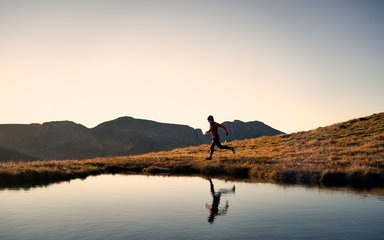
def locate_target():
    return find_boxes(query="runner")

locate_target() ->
[205,115,235,160]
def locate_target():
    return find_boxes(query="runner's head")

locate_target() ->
[207,115,214,122]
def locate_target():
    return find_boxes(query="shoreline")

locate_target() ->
[0,155,383,190]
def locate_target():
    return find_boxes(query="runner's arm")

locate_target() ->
[218,123,228,135]
[205,122,213,134]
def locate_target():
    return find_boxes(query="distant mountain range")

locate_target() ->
[0,117,284,161]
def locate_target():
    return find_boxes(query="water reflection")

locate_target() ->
[206,178,236,224]
[1,175,383,240]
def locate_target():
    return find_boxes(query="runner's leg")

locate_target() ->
[215,137,235,153]
[209,140,215,158]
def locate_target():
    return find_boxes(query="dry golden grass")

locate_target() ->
[1,113,383,188]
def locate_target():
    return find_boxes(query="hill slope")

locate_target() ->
[0,112,383,188]
[0,147,36,162]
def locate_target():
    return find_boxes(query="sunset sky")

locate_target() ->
[1,0,383,133]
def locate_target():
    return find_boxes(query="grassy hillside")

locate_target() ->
[0,113,383,189]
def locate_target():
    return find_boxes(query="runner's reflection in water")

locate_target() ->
[206,179,235,224]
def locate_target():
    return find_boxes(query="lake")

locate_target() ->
[1,174,383,240]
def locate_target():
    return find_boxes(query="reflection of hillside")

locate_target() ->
[294,185,384,200]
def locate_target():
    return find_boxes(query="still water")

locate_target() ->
[1,174,383,240]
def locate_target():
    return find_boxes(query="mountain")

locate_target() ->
[222,120,284,141]
[0,146,36,162]
[0,121,102,160]
[0,117,284,161]
[92,117,208,156]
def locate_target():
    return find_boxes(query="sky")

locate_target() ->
[1,0,383,133]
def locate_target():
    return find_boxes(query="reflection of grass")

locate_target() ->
[1,113,383,188]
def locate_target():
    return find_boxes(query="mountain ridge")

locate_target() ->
[0,116,284,161]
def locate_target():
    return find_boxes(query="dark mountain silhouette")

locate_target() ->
[222,120,284,141]
[0,121,102,160]
[0,146,36,162]
[0,117,284,162]
[92,117,208,156]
